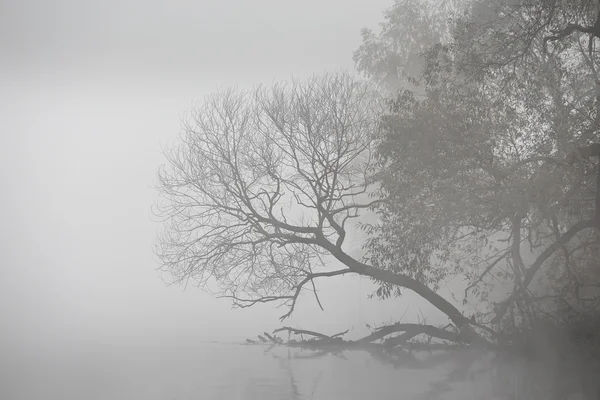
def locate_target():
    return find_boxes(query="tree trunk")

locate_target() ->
[320,240,484,344]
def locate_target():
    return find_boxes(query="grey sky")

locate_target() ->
[1,0,464,370]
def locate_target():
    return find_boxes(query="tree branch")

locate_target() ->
[354,323,462,345]
[492,218,596,324]
[315,238,486,344]
[544,23,596,46]
[219,268,353,321]
[565,143,600,165]
[464,249,510,299]
[273,326,349,340]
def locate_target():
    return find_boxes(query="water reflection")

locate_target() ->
[5,341,496,400]
[246,344,456,400]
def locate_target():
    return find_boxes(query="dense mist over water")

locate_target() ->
[0,1,441,398]
[5,1,600,399]
[2,341,493,400]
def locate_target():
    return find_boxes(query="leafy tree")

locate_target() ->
[356,0,600,330]
[353,0,462,92]
[353,1,600,397]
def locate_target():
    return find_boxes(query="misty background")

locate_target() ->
[0,0,470,391]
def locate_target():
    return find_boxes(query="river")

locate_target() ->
[3,340,500,400]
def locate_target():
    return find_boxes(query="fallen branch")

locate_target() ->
[354,323,462,345]
[273,326,349,341]
[263,332,281,344]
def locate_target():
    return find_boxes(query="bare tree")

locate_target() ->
[154,71,479,342]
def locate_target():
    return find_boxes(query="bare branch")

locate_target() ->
[273,326,347,340]
[219,268,353,321]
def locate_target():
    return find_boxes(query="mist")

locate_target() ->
[0,1,428,397]
[5,1,600,399]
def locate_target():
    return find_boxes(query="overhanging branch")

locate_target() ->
[218,268,353,321]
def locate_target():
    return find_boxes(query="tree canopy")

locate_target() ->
[355,0,600,330]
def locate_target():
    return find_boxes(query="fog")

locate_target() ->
[1,0,470,387]
[7,2,600,400]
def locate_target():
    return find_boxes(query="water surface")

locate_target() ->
[3,340,492,399]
